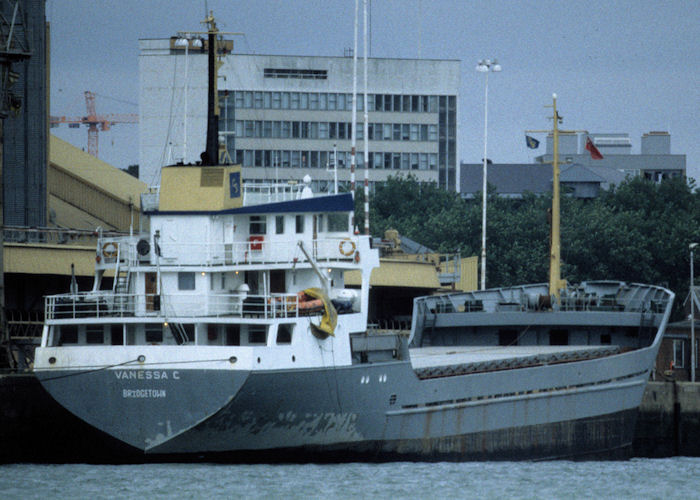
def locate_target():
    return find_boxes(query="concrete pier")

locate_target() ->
[1,374,698,462]
[633,381,700,457]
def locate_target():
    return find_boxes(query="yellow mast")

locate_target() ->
[548,94,566,300]
[526,94,584,303]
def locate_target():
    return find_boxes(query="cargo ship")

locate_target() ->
[32,15,674,461]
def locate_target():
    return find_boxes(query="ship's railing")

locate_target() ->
[242,182,306,206]
[416,282,673,316]
[140,182,310,211]
[45,291,336,321]
[96,235,361,267]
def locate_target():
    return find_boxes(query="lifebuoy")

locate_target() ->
[102,242,118,258]
[339,238,356,256]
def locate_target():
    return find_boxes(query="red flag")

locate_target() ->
[585,137,604,160]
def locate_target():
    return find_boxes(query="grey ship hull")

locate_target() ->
[36,345,654,461]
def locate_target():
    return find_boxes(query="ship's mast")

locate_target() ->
[549,94,565,299]
[203,12,219,166]
[179,12,241,166]
[526,94,586,302]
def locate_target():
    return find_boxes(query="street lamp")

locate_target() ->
[691,242,698,382]
[476,59,501,290]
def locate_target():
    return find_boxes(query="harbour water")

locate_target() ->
[1,458,698,499]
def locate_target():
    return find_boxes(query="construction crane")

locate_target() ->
[50,91,138,158]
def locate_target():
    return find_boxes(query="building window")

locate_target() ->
[296,215,305,233]
[374,94,383,111]
[383,124,392,141]
[384,94,392,112]
[673,339,685,368]
[263,68,328,79]
[429,124,438,141]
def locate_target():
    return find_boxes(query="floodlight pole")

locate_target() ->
[691,242,698,382]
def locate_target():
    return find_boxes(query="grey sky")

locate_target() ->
[47,0,700,183]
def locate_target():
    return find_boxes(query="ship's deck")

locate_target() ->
[409,345,621,379]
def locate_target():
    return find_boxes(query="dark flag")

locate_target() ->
[525,135,540,149]
[585,137,604,160]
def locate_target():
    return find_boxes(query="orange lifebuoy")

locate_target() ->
[339,238,356,256]
[102,242,118,258]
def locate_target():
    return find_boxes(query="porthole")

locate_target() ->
[48,356,56,364]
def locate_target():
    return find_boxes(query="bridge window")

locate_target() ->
[178,272,195,290]
[275,215,285,234]
[145,325,163,343]
[249,215,267,235]
[86,325,104,344]
[327,213,348,232]
[277,324,293,344]
[226,325,240,346]
[248,325,267,345]
[498,329,518,346]
[59,325,78,345]
[549,329,569,346]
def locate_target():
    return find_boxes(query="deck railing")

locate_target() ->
[97,236,360,267]
[45,291,330,321]
[416,283,672,316]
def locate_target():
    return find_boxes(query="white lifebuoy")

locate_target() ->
[339,238,356,257]
[102,242,118,258]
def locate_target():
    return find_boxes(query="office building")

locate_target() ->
[139,39,460,192]
[460,131,686,199]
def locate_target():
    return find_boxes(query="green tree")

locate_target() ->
[366,174,700,318]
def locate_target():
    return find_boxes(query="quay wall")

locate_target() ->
[1,375,698,462]
[633,381,700,457]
